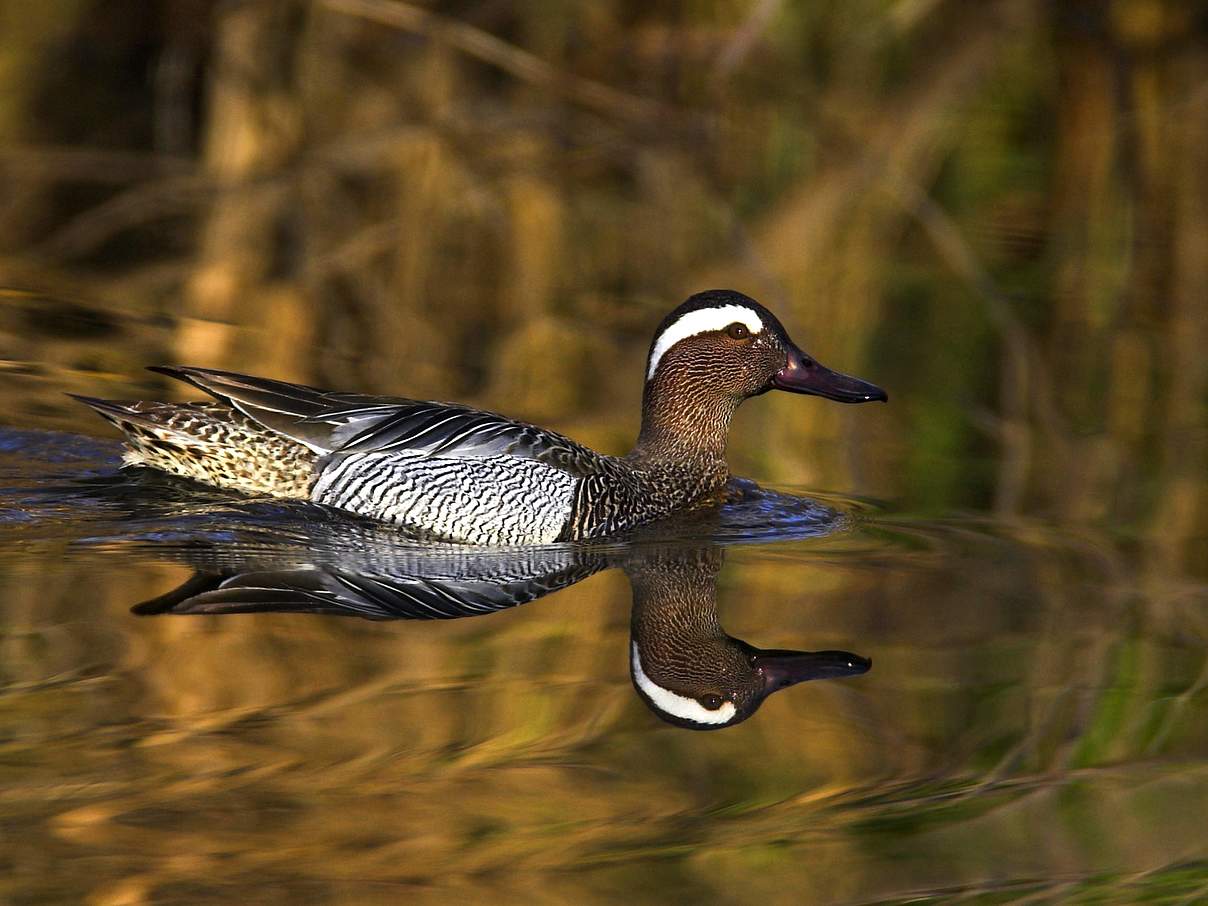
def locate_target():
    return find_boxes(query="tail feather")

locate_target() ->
[69,394,172,433]
[71,395,197,460]
[69,392,317,497]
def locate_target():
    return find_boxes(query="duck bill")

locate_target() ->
[753,648,871,694]
[771,345,887,403]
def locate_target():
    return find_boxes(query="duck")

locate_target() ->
[129,531,869,731]
[72,289,886,545]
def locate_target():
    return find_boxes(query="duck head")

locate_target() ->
[626,546,870,730]
[631,637,871,730]
[644,289,888,404]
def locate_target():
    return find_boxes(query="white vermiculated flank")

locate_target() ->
[646,305,765,379]
[631,643,737,726]
[312,452,577,544]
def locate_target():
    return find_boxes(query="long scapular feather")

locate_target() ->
[148,365,603,476]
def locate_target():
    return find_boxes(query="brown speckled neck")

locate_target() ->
[625,367,738,478]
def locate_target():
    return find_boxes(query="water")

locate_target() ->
[2,426,1206,904]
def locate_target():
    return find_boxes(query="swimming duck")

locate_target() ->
[73,289,886,544]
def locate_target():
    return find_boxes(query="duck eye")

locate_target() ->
[699,693,725,711]
[726,323,750,340]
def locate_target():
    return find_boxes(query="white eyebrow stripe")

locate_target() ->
[631,643,737,725]
[647,305,765,380]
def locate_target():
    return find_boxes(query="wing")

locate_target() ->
[132,560,605,621]
[150,366,604,478]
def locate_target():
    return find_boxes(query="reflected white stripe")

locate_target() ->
[647,305,764,379]
[631,643,736,725]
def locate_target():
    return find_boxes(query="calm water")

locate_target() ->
[2,425,1206,904]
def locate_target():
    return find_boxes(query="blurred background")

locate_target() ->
[3,1,1208,902]
[0,0,1203,564]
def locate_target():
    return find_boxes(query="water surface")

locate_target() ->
[2,426,1206,904]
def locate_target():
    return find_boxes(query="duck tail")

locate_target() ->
[68,393,317,497]
[69,394,159,431]
[69,395,183,460]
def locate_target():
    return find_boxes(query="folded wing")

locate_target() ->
[151,366,603,477]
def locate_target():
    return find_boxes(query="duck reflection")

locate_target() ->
[626,547,869,729]
[132,532,869,731]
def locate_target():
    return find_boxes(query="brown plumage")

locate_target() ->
[69,397,317,497]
